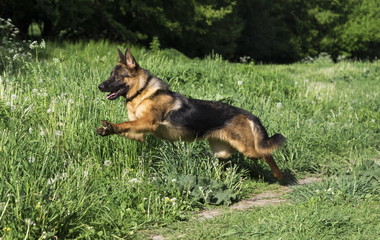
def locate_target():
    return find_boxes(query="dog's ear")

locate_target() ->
[125,48,139,70]
[117,48,126,64]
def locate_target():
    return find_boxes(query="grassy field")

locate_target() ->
[0,41,379,239]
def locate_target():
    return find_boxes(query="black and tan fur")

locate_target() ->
[97,49,286,180]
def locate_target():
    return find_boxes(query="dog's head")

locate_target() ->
[98,48,140,100]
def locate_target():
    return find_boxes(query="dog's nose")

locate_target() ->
[98,84,105,91]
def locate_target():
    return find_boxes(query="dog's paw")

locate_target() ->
[96,120,115,136]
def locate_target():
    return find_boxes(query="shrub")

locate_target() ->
[0,18,45,72]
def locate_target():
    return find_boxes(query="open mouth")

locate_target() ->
[106,87,128,100]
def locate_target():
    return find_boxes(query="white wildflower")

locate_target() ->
[129,178,141,183]
[104,160,112,166]
[40,39,46,49]
[28,157,36,163]
[53,58,60,64]
[47,108,54,114]
[170,198,177,202]
[276,102,283,109]
[5,102,11,106]
[11,94,17,100]
[29,41,38,49]
[32,88,38,93]
[58,172,67,180]
[171,178,177,183]
[39,130,46,136]
[237,81,243,86]
[55,130,62,136]
[24,218,34,225]
[47,178,55,185]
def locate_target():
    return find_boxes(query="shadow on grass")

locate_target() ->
[221,153,298,186]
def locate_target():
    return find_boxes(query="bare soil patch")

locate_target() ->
[198,176,321,220]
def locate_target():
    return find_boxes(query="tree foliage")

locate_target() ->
[1,0,379,62]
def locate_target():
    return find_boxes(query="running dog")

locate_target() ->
[97,49,286,179]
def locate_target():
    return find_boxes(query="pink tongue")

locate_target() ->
[107,92,117,99]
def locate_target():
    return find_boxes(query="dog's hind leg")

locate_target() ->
[208,139,234,159]
[213,116,284,180]
[233,145,284,180]
[261,154,284,180]
[233,141,284,180]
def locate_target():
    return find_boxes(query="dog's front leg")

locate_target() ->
[120,132,145,142]
[96,120,117,136]
[96,120,145,141]
[96,118,158,136]
[113,118,159,134]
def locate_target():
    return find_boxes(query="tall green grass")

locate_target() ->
[0,41,379,238]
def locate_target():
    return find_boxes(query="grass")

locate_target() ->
[147,161,380,240]
[0,40,379,239]
[148,199,380,240]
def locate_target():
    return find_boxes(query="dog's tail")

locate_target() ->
[249,118,286,156]
[256,133,286,155]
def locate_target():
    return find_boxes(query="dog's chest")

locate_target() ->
[126,98,147,118]
[126,104,138,121]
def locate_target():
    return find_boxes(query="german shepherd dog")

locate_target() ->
[97,49,286,180]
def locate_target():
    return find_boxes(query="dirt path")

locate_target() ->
[197,176,321,220]
[150,176,322,239]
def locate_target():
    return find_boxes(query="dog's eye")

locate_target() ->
[115,73,126,81]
